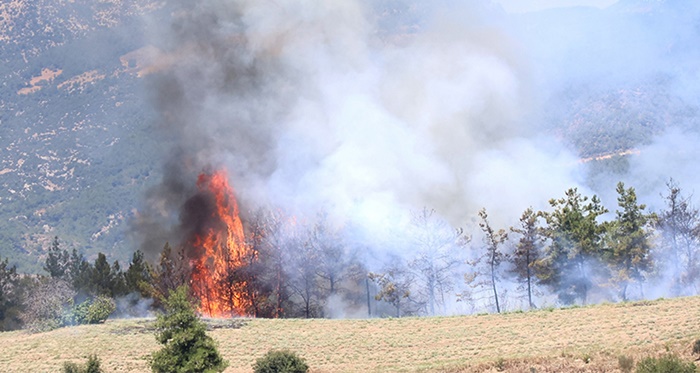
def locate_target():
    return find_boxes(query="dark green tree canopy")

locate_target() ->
[539,188,608,304]
[150,285,228,373]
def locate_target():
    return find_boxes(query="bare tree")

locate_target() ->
[657,179,700,295]
[467,208,508,313]
[148,242,190,309]
[289,238,322,318]
[287,225,323,318]
[21,278,75,332]
[309,213,347,297]
[406,208,465,315]
[247,207,292,318]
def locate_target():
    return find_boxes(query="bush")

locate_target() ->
[693,339,700,356]
[618,355,634,373]
[253,350,309,373]
[636,354,696,373]
[149,285,228,373]
[70,296,116,325]
[62,355,103,373]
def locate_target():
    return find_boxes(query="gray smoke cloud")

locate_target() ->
[133,0,700,313]
[137,0,584,246]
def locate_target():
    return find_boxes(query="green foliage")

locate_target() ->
[693,339,700,356]
[62,355,104,373]
[582,353,592,364]
[44,236,70,279]
[619,355,634,373]
[150,285,228,373]
[0,257,24,331]
[91,253,119,297]
[538,188,608,304]
[252,350,309,373]
[68,296,116,325]
[636,354,696,373]
[22,277,115,331]
[368,269,413,318]
[605,182,654,301]
[509,207,542,310]
[125,250,153,297]
[495,357,506,371]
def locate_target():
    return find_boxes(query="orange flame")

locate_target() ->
[190,170,252,317]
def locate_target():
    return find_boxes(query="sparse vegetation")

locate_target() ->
[253,350,309,373]
[1,296,700,372]
[636,354,696,373]
[62,355,104,373]
[619,355,635,373]
[692,339,700,357]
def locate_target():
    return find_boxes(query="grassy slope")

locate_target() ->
[2,297,700,373]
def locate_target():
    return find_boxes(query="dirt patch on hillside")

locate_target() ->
[17,68,63,95]
[57,70,106,93]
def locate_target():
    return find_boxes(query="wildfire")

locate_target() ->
[189,170,253,317]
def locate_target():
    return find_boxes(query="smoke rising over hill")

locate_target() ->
[139,0,581,239]
[134,0,700,314]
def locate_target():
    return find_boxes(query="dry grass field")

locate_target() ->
[2,296,700,372]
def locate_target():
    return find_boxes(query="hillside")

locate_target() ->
[2,296,700,372]
[0,0,166,271]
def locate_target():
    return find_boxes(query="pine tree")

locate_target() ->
[92,253,115,297]
[539,188,608,305]
[68,249,92,295]
[509,207,542,309]
[0,257,22,331]
[606,182,654,300]
[125,250,152,297]
[44,236,69,279]
[150,285,228,373]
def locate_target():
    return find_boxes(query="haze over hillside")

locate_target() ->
[0,0,699,278]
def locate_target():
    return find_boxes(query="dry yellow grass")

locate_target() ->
[2,297,700,372]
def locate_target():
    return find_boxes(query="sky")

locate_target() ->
[493,0,619,13]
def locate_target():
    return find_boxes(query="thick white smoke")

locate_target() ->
[147,0,584,233]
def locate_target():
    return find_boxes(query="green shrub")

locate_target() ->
[149,285,228,373]
[253,350,309,373]
[636,354,696,373]
[62,355,103,373]
[618,355,634,373]
[693,339,700,356]
[71,296,116,325]
[62,362,82,373]
[84,355,103,373]
[582,353,592,364]
[495,357,506,371]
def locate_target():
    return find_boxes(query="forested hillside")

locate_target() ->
[0,0,165,271]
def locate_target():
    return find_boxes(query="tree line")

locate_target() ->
[1,179,700,331]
